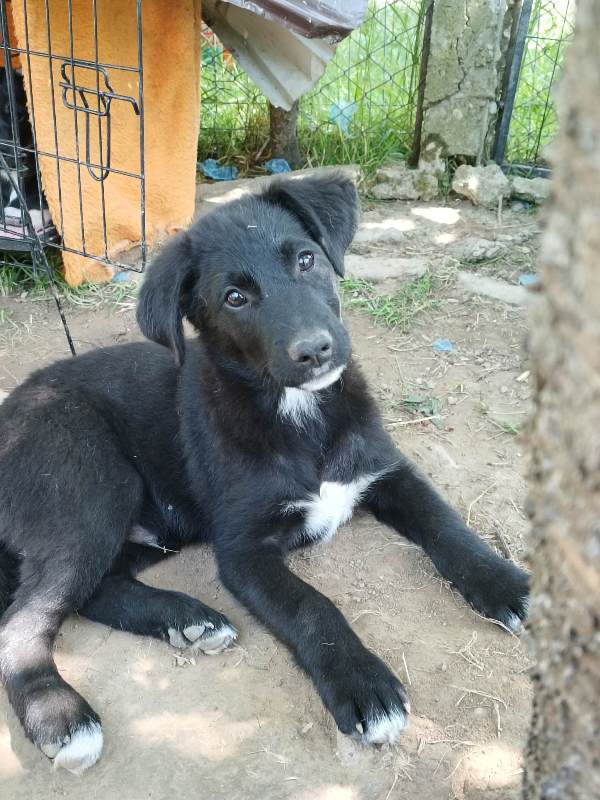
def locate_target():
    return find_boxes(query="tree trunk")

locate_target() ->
[269,101,302,169]
[524,1,600,798]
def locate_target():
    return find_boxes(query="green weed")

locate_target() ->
[340,272,439,331]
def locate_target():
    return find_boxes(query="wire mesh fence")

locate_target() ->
[199,0,429,173]
[502,0,575,170]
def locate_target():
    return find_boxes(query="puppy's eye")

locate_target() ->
[224,289,247,308]
[298,250,315,272]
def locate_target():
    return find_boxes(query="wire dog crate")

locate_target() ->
[0,0,146,281]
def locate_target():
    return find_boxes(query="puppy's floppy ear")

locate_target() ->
[136,232,195,367]
[263,173,359,277]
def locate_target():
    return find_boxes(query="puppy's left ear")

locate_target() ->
[263,173,359,277]
[136,232,196,367]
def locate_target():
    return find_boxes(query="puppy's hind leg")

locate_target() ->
[0,564,104,774]
[0,484,144,774]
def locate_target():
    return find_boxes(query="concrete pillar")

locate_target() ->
[420,0,516,164]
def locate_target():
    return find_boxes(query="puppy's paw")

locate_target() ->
[324,652,410,746]
[41,721,103,775]
[24,680,103,774]
[165,597,237,655]
[168,620,238,655]
[460,556,529,634]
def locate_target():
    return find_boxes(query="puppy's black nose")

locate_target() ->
[288,332,333,368]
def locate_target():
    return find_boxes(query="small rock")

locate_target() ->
[454,237,505,263]
[345,254,427,284]
[510,175,552,204]
[458,271,532,306]
[352,223,408,245]
[452,164,510,209]
[373,162,439,201]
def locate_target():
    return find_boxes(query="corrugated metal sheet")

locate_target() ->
[202,0,367,110]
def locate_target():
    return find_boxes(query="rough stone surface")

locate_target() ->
[373,163,439,201]
[352,222,410,246]
[345,254,428,283]
[452,164,511,209]
[510,175,552,204]
[421,0,514,161]
[453,237,505,262]
[458,271,532,305]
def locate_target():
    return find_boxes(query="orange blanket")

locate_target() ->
[9,0,201,284]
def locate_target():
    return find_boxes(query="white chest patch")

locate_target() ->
[288,475,378,543]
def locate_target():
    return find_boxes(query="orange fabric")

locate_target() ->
[0,1,21,68]
[10,0,201,284]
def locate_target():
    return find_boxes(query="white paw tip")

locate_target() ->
[192,623,238,655]
[49,722,103,775]
[363,710,408,745]
[506,612,524,634]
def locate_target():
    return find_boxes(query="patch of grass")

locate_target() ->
[340,272,439,332]
[199,1,427,175]
[0,252,137,309]
[500,422,520,436]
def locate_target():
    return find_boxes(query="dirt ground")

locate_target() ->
[0,192,540,800]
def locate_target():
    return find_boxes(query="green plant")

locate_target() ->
[340,272,439,331]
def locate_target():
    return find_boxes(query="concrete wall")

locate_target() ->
[420,0,516,164]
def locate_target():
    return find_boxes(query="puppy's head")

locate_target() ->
[137,173,358,390]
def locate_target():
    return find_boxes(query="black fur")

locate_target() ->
[0,174,529,769]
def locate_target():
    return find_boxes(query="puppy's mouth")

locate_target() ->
[299,363,346,392]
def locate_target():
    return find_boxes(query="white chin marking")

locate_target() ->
[48,722,103,775]
[363,710,408,745]
[278,387,320,427]
[300,364,346,392]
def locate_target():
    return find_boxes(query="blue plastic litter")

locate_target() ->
[518,272,539,287]
[264,158,291,174]
[432,338,454,353]
[329,101,357,134]
[112,271,130,283]
[199,159,239,181]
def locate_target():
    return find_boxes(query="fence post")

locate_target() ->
[419,0,517,164]
[493,0,533,165]
[269,101,302,169]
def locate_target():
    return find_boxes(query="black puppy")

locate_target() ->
[0,67,48,229]
[0,174,528,774]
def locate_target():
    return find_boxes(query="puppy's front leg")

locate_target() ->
[365,455,529,632]
[217,543,409,744]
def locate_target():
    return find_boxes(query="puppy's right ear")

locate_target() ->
[136,232,195,367]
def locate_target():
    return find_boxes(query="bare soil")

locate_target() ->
[0,197,538,800]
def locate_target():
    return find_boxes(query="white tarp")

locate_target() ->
[202,0,367,110]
